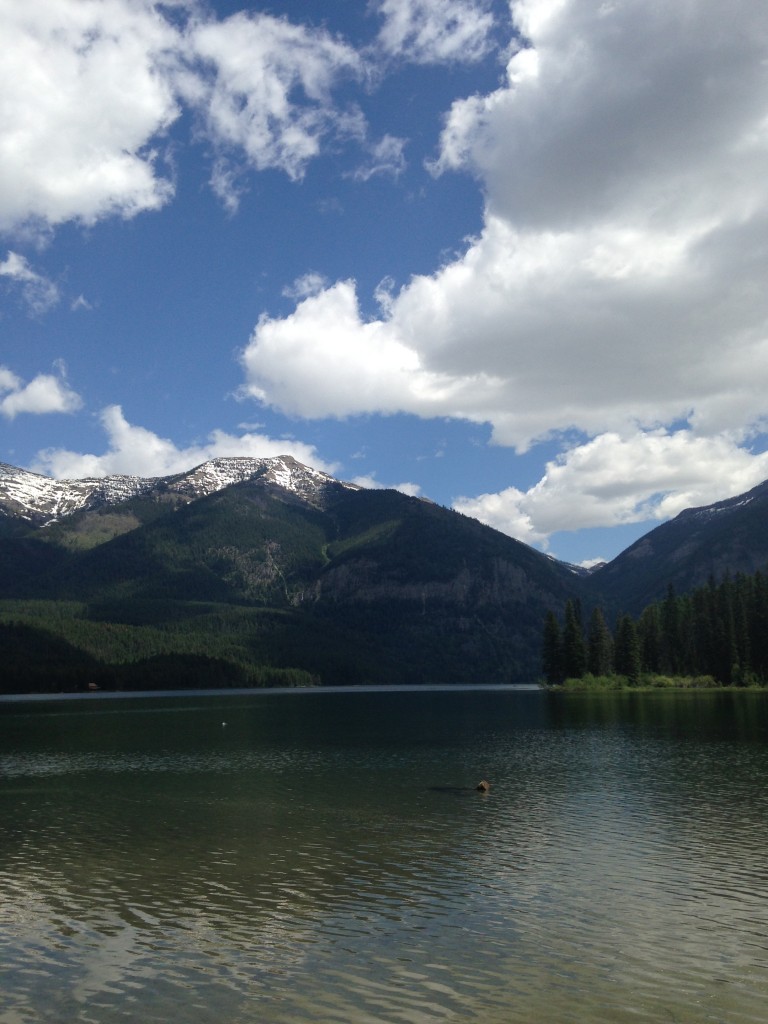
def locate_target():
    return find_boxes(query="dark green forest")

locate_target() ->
[542,568,768,688]
[0,478,580,693]
[4,459,768,695]
[0,616,318,695]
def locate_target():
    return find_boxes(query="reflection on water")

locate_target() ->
[1,688,768,1023]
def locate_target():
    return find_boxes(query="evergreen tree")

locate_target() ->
[541,610,564,684]
[562,599,587,679]
[732,574,751,682]
[748,570,768,680]
[638,603,662,673]
[542,563,768,688]
[714,576,738,684]
[660,583,682,673]
[614,614,642,684]
[691,586,713,676]
[587,607,613,676]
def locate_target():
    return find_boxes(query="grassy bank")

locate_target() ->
[550,672,755,691]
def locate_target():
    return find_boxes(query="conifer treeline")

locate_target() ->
[542,568,768,686]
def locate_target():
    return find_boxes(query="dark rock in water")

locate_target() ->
[429,781,491,796]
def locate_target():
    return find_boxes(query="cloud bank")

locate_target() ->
[0,0,485,233]
[239,0,768,545]
[4,1,768,553]
[454,432,768,550]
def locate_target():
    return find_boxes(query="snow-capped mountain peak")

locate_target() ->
[0,456,357,526]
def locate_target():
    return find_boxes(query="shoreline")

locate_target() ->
[0,682,542,703]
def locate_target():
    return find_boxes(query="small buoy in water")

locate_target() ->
[476,780,490,792]
[222,722,227,727]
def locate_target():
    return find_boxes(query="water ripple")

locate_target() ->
[2,691,768,1023]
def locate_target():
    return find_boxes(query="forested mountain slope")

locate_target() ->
[3,457,768,692]
[586,480,768,614]
[0,458,583,689]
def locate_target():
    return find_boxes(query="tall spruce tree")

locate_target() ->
[661,583,682,673]
[614,615,642,684]
[542,610,564,685]
[562,599,587,679]
[638,603,662,673]
[587,607,613,676]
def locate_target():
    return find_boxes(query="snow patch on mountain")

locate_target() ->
[677,492,759,524]
[0,456,358,526]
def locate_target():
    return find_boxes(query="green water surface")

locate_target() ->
[1,687,767,1023]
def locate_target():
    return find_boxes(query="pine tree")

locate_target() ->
[614,614,642,684]
[541,610,564,685]
[660,583,682,674]
[587,607,613,676]
[638,603,662,673]
[562,599,586,679]
[748,570,768,680]
[732,574,751,682]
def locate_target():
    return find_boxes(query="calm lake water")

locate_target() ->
[1,686,768,1024]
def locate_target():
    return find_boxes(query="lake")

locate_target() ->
[1,686,767,1023]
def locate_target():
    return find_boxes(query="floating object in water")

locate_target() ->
[429,780,491,795]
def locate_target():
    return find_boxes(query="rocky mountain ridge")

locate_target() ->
[1,455,767,691]
[586,478,768,612]
[0,456,357,526]
[0,461,578,687]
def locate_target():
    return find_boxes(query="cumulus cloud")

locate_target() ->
[0,0,180,232]
[374,0,494,64]
[31,404,336,480]
[0,3,366,230]
[241,0,768,542]
[453,431,768,548]
[242,280,425,418]
[0,251,60,314]
[186,11,363,190]
[0,363,82,419]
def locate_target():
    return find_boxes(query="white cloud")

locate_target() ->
[453,430,768,547]
[282,272,330,301]
[350,134,407,182]
[0,362,82,419]
[241,0,768,457]
[0,251,60,314]
[374,0,494,64]
[70,294,93,312]
[351,473,421,496]
[241,280,425,418]
[31,404,336,480]
[187,11,363,184]
[208,158,247,216]
[0,3,366,230]
[0,0,180,232]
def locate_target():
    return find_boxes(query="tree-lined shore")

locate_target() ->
[542,568,768,689]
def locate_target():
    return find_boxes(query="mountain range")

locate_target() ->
[1,457,766,691]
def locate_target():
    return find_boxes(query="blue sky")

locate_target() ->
[2,0,768,567]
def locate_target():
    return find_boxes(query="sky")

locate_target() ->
[2,0,768,568]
